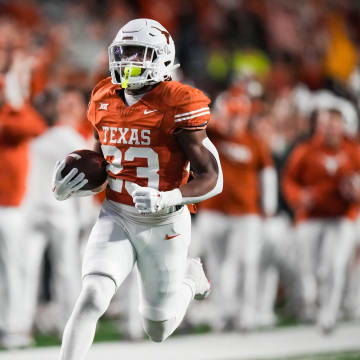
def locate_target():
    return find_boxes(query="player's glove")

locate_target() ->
[52,160,89,201]
[130,184,183,214]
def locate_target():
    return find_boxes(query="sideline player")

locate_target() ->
[0,25,46,348]
[283,108,360,333]
[23,88,93,338]
[52,19,222,359]
[193,88,277,331]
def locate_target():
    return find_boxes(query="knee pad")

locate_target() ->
[79,275,116,316]
[142,317,176,343]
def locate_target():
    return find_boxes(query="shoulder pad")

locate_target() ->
[146,81,210,110]
[91,77,118,101]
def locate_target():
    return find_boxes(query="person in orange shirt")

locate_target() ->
[21,88,97,341]
[192,88,277,331]
[283,108,360,333]
[0,38,46,348]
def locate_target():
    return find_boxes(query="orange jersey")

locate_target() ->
[201,130,273,215]
[283,136,360,221]
[0,103,46,206]
[87,77,211,206]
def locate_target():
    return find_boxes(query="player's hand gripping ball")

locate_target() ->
[52,150,108,200]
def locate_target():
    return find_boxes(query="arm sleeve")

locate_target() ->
[169,87,211,133]
[255,138,277,214]
[163,136,223,206]
[181,137,223,204]
[260,167,278,216]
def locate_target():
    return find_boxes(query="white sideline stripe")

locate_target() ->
[174,111,210,122]
[4,323,360,360]
[174,107,209,118]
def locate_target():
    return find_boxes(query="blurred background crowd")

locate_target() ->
[1,0,360,350]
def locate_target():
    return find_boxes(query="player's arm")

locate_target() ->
[131,129,222,214]
[256,139,278,216]
[260,167,278,216]
[52,125,105,201]
[0,103,46,141]
[339,144,360,202]
[174,128,222,201]
[130,84,222,213]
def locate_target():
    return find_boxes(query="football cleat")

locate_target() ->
[186,258,211,300]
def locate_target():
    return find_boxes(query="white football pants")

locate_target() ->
[22,208,82,334]
[82,199,192,321]
[257,215,293,326]
[107,266,143,340]
[294,218,355,322]
[60,200,195,360]
[192,210,263,329]
[0,206,26,335]
[342,215,360,318]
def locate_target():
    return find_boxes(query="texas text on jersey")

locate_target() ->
[87,77,211,206]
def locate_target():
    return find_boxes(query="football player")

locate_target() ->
[22,88,95,338]
[283,107,360,333]
[0,23,46,349]
[52,19,222,359]
[192,88,277,331]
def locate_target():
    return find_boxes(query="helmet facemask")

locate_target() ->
[109,43,176,90]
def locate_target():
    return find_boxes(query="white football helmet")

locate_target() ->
[108,18,179,90]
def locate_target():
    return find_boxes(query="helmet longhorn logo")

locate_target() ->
[151,26,170,44]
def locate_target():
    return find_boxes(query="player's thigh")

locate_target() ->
[294,220,323,274]
[0,207,25,285]
[226,215,262,265]
[329,219,356,271]
[196,210,228,261]
[240,215,263,265]
[50,216,81,273]
[0,207,24,254]
[263,215,292,265]
[135,207,191,321]
[82,206,136,288]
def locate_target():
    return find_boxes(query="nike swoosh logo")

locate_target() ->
[165,234,180,240]
[144,109,157,115]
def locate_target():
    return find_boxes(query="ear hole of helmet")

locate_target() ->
[164,61,171,67]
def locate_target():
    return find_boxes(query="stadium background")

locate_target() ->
[1,0,360,359]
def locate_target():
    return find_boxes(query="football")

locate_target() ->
[61,149,108,191]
